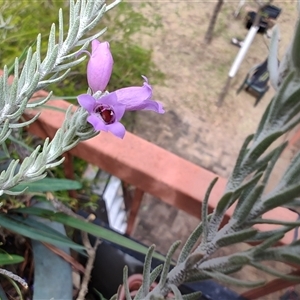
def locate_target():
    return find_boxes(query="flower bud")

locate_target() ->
[87,40,114,92]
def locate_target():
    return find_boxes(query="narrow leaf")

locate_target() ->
[134,265,163,300]
[262,143,287,185]
[248,131,283,162]
[178,215,211,264]
[0,213,84,251]
[250,232,285,254]
[207,192,233,241]
[122,266,132,300]
[250,262,300,281]
[12,207,166,260]
[11,178,82,193]
[202,178,218,244]
[0,254,24,265]
[281,149,300,186]
[149,265,163,285]
[233,185,265,224]
[158,241,181,287]
[216,228,257,248]
[254,99,272,139]
[229,134,254,188]
[262,182,300,213]
[250,218,300,227]
[202,270,265,287]
[281,253,300,265]
[142,245,155,297]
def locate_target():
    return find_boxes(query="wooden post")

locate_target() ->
[125,188,144,236]
[204,0,224,44]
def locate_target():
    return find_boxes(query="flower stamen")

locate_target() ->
[95,104,115,124]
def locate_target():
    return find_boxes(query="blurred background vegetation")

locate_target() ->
[0,1,164,96]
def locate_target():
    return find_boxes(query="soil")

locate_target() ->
[125,2,300,299]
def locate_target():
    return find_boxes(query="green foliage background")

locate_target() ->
[0,0,164,101]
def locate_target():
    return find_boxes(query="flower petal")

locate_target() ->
[114,78,164,114]
[115,81,152,109]
[106,122,126,139]
[98,92,119,106]
[87,40,113,92]
[132,99,165,113]
[78,94,96,113]
[87,114,108,132]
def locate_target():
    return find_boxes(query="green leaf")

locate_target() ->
[247,228,289,244]
[281,149,300,186]
[262,182,300,213]
[11,177,82,193]
[250,218,300,227]
[134,264,163,300]
[149,264,163,284]
[248,131,283,162]
[267,71,295,126]
[233,184,264,224]
[252,148,279,174]
[178,216,209,264]
[254,98,273,139]
[202,178,218,245]
[228,254,250,265]
[12,207,166,261]
[214,192,233,216]
[281,253,300,265]
[186,265,242,283]
[158,241,181,287]
[202,270,265,288]
[142,245,155,297]
[229,134,254,188]
[0,213,85,251]
[250,262,300,281]
[122,266,132,300]
[262,143,287,185]
[232,171,263,206]
[0,253,24,265]
[216,228,257,248]
[207,192,234,242]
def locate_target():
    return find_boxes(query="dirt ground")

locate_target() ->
[125,1,300,299]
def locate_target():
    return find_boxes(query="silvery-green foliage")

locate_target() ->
[120,6,300,300]
[0,0,120,195]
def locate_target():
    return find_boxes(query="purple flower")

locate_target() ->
[78,93,126,139]
[87,40,113,93]
[78,39,165,139]
[113,76,164,114]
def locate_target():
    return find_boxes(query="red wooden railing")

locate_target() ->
[24,97,300,299]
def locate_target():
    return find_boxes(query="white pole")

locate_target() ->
[228,26,259,78]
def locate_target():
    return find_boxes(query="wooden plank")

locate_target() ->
[24,99,298,246]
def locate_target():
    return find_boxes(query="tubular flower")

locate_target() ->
[113,76,164,113]
[87,40,113,92]
[78,39,165,138]
[78,93,126,139]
